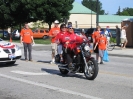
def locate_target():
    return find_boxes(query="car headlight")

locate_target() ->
[15,45,20,51]
[84,45,90,51]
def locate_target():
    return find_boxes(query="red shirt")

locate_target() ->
[60,32,83,49]
[55,31,66,43]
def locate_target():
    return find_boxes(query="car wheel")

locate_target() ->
[6,61,16,65]
[43,36,49,40]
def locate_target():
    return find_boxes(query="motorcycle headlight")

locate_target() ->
[15,45,20,51]
[84,45,90,51]
[84,51,91,58]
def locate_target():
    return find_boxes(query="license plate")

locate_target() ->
[8,54,16,59]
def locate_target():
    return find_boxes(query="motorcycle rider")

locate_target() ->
[59,25,83,68]
[55,24,67,63]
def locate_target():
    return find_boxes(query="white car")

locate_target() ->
[0,38,22,65]
[12,30,20,38]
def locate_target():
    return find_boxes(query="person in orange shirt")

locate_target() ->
[92,26,101,62]
[20,23,35,61]
[49,20,60,64]
[94,31,107,64]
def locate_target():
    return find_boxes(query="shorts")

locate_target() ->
[121,38,127,43]
[57,44,63,54]
[51,43,57,54]
[107,37,110,41]
[93,44,99,53]
[99,49,104,57]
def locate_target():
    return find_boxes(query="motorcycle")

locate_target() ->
[56,41,99,80]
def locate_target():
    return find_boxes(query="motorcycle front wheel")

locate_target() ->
[84,58,99,80]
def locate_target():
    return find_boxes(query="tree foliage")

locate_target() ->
[116,6,121,15]
[116,7,133,16]
[0,0,74,30]
[43,0,74,29]
[0,0,13,29]
[82,0,105,15]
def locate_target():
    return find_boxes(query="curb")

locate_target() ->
[91,53,133,58]
[108,54,133,58]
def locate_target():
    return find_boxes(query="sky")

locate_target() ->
[75,0,133,15]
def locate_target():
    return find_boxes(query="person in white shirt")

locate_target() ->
[120,26,128,48]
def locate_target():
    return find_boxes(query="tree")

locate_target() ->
[82,0,105,15]
[43,0,74,29]
[116,6,121,15]
[115,7,133,16]
[0,0,74,30]
[10,0,46,27]
[0,0,13,38]
[120,7,133,16]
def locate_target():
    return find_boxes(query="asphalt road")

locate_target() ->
[0,48,133,99]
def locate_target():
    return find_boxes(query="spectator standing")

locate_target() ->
[116,25,121,46]
[94,31,107,64]
[49,20,60,64]
[20,23,35,61]
[120,26,128,48]
[105,26,112,46]
[92,26,101,63]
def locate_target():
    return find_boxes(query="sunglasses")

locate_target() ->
[69,28,73,29]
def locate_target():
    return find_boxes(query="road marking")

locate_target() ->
[100,71,133,78]
[20,60,133,78]
[11,70,50,75]
[0,73,102,99]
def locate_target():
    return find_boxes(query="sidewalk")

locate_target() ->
[13,42,133,58]
[107,46,133,57]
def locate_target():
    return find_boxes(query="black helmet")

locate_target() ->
[60,24,66,30]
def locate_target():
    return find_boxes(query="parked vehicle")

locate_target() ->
[0,38,22,65]
[110,29,116,38]
[3,31,9,38]
[33,29,49,39]
[0,31,9,38]
[12,30,20,39]
[73,28,82,34]
[57,40,99,80]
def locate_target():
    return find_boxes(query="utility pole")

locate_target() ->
[91,0,92,28]
[96,0,99,26]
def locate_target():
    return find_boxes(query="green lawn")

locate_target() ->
[0,33,116,44]
[110,37,116,43]
[12,39,51,44]
[0,34,51,44]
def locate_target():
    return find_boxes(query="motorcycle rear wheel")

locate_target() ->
[84,58,99,80]
[59,69,69,75]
